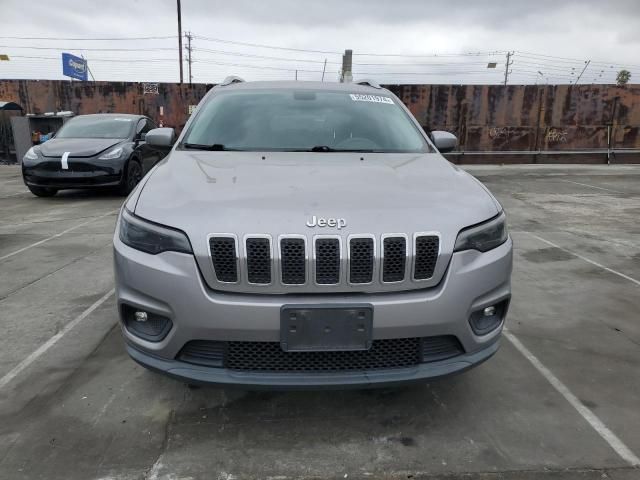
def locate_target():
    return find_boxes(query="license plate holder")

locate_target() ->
[280,304,373,352]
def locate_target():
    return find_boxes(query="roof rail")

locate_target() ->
[220,75,245,86]
[355,79,382,89]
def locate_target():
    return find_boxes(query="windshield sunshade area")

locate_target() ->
[181,89,432,153]
[55,116,134,139]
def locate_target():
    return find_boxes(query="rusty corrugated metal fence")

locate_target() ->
[1,80,639,163]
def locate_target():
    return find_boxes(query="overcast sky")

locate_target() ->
[1,0,639,84]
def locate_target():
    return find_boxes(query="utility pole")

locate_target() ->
[341,49,353,83]
[177,0,183,84]
[503,51,513,86]
[574,60,591,85]
[321,58,327,82]
[185,31,193,84]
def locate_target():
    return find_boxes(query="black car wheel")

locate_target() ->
[27,186,58,197]
[120,159,143,195]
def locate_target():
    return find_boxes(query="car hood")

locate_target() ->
[40,138,124,158]
[135,151,500,289]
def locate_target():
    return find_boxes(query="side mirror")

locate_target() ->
[430,130,457,153]
[145,128,175,148]
[135,132,146,142]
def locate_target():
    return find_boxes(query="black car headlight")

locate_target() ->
[119,208,192,254]
[454,211,508,253]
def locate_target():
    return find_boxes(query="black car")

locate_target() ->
[22,114,165,197]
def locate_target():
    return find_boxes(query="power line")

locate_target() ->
[0,45,174,52]
[352,51,507,58]
[195,47,340,64]
[0,35,177,41]
[193,35,342,55]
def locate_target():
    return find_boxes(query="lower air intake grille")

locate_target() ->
[421,335,464,361]
[349,237,374,284]
[280,238,306,284]
[209,237,238,282]
[177,336,464,372]
[178,340,225,367]
[383,237,406,282]
[315,238,340,284]
[245,237,271,284]
[414,235,439,280]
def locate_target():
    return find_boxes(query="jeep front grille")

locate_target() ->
[207,232,440,292]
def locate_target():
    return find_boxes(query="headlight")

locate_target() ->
[99,147,124,160]
[454,211,508,252]
[119,208,192,254]
[24,146,40,161]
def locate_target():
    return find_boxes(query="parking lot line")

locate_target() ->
[524,232,640,287]
[503,330,640,466]
[559,179,625,194]
[0,208,119,262]
[0,288,114,390]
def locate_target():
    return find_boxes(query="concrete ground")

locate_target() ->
[0,164,639,480]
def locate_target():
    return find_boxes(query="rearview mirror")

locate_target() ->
[430,131,457,153]
[146,128,175,148]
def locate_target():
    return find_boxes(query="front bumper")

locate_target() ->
[126,337,500,389]
[114,234,512,388]
[22,157,125,189]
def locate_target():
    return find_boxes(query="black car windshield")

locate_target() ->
[55,116,134,139]
[181,89,431,153]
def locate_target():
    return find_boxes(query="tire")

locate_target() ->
[119,159,143,196]
[28,185,57,197]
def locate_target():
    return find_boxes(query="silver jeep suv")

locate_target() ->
[113,78,512,388]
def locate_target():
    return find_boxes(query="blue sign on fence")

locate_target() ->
[61,53,88,81]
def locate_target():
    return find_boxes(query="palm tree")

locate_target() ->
[616,69,631,86]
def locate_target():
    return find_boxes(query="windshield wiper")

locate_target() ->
[307,146,379,153]
[182,143,236,151]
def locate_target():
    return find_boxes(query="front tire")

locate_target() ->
[119,159,143,196]
[28,185,57,197]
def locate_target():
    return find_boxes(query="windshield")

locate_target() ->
[181,89,430,153]
[56,116,134,139]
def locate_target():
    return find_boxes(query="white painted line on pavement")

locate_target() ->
[0,288,115,390]
[504,330,640,466]
[560,179,625,194]
[0,208,119,262]
[525,232,640,287]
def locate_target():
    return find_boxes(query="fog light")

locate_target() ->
[469,299,509,335]
[121,305,172,341]
[483,306,496,317]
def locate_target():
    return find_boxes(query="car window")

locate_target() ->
[55,116,134,139]
[182,89,431,153]
[138,118,155,135]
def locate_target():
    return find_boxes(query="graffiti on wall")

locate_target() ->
[545,128,568,143]
[488,127,510,140]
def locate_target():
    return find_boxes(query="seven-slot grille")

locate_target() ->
[208,233,439,287]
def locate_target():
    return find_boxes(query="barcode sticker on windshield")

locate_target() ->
[349,94,394,104]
